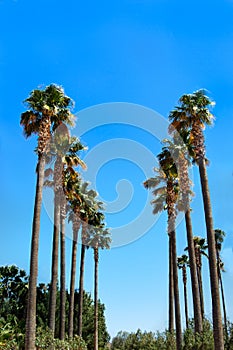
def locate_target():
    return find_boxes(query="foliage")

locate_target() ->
[74,291,110,349]
[35,327,87,349]
[0,266,110,349]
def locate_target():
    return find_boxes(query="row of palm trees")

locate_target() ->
[20,84,111,350]
[144,90,225,350]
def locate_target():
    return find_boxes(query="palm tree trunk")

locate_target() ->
[198,158,224,350]
[68,221,80,338]
[216,250,228,344]
[185,210,203,333]
[219,271,228,343]
[48,195,60,336]
[77,242,86,337]
[171,229,182,350]
[183,267,189,330]
[25,154,46,350]
[59,205,66,340]
[168,235,174,332]
[94,247,99,350]
[197,264,205,320]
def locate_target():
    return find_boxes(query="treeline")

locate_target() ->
[0,265,110,349]
[110,321,233,350]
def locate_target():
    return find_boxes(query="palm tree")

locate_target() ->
[59,138,87,340]
[87,226,111,350]
[144,172,174,333]
[169,90,224,349]
[77,183,105,337]
[193,236,208,321]
[20,84,74,350]
[46,133,86,339]
[164,135,203,334]
[66,171,82,339]
[215,229,228,343]
[177,254,189,329]
[144,152,183,350]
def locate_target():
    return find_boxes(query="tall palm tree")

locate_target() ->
[164,135,203,334]
[169,90,224,349]
[215,229,228,342]
[144,172,174,333]
[59,138,87,340]
[193,236,208,321]
[46,134,86,338]
[177,254,189,329]
[66,171,82,339]
[144,153,182,350]
[20,84,74,350]
[77,183,105,337]
[87,225,111,350]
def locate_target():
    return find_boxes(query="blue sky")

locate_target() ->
[1,0,233,339]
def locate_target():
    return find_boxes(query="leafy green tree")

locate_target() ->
[169,90,224,349]
[0,265,28,328]
[20,84,75,350]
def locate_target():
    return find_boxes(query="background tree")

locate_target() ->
[177,254,189,329]
[215,229,228,343]
[87,225,111,350]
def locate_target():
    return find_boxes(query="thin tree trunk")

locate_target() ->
[25,155,46,350]
[48,195,60,336]
[94,247,99,350]
[219,272,228,343]
[77,242,86,337]
[59,206,66,340]
[68,222,80,338]
[198,159,224,350]
[168,235,174,332]
[171,230,182,350]
[185,210,203,334]
[183,267,189,330]
[197,264,205,320]
[216,249,228,344]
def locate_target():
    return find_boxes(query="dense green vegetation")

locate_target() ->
[0,265,110,349]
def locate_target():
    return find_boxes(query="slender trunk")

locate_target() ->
[68,222,80,338]
[59,205,66,340]
[219,272,228,343]
[171,229,182,350]
[198,159,224,350]
[183,267,189,330]
[216,250,228,344]
[25,155,46,350]
[197,263,205,320]
[77,242,86,337]
[168,235,174,332]
[94,247,99,350]
[48,195,60,335]
[185,210,203,333]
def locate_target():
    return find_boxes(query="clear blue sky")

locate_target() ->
[1,0,233,339]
